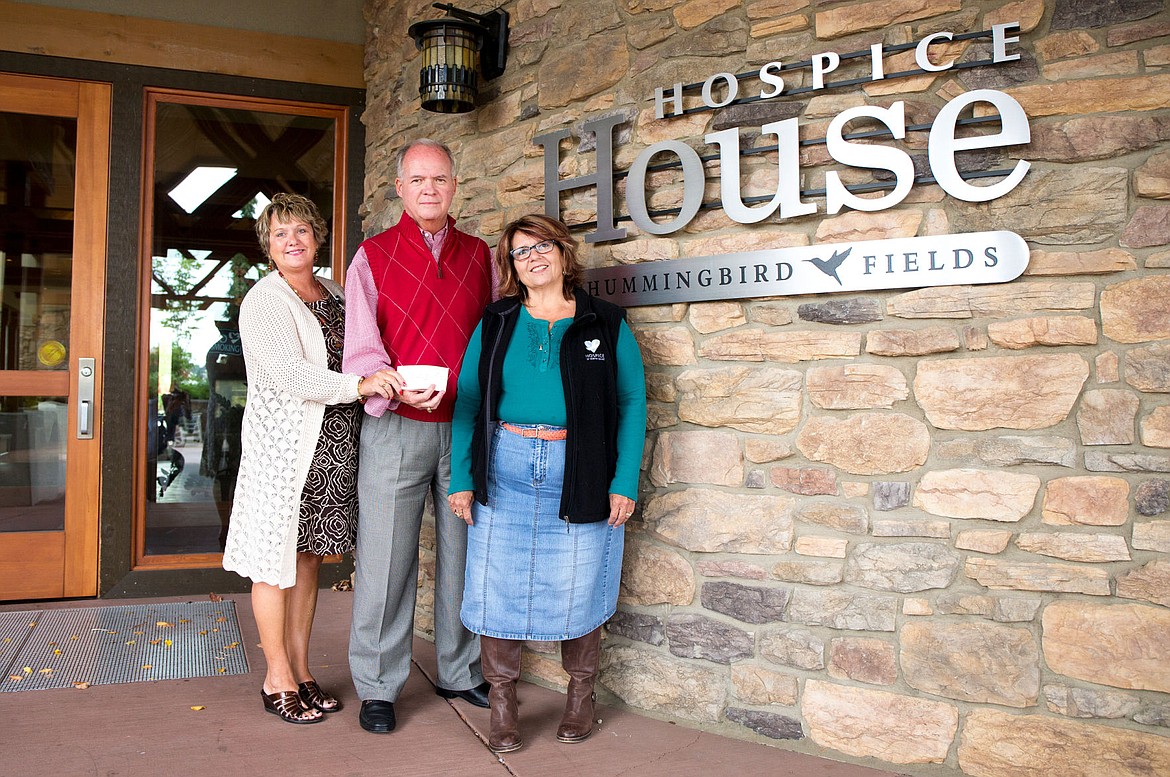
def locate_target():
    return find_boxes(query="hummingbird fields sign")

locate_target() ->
[583,231,1029,307]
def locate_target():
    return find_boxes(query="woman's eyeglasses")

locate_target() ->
[509,240,557,261]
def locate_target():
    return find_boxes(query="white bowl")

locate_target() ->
[396,364,449,390]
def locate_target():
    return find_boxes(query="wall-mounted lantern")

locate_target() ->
[407,3,509,114]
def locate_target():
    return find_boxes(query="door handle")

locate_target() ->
[77,357,95,439]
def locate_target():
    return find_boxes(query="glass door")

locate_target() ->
[0,73,110,600]
[136,89,347,568]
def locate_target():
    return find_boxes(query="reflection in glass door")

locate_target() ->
[0,111,74,538]
[138,90,347,565]
[0,73,109,600]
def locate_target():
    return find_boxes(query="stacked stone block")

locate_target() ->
[368,0,1170,773]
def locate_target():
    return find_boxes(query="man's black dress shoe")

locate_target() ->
[359,699,396,732]
[435,681,490,708]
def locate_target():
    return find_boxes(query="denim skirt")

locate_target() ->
[461,423,625,641]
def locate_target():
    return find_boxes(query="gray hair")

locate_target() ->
[395,138,457,179]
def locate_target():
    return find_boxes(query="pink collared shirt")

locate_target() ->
[343,221,497,417]
[343,225,448,416]
[419,222,449,260]
[342,245,396,417]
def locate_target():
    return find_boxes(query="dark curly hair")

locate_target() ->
[494,214,582,301]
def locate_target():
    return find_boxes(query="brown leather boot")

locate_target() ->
[556,627,602,743]
[480,636,523,753]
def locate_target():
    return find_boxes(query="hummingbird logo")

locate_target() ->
[805,247,852,285]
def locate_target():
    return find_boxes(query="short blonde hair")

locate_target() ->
[494,214,582,302]
[255,193,328,260]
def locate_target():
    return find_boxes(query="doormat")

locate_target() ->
[0,601,249,692]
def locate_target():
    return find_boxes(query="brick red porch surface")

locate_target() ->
[2,591,912,777]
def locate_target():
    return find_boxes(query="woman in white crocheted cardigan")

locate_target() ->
[222,194,397,725]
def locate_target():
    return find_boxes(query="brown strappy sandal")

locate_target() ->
[262,688,325,724]
[298,680,341,713]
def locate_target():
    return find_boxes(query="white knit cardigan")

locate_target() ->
[222,273,361,588]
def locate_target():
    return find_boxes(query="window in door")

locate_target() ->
[0,111,75,536]
[137,89,348,566]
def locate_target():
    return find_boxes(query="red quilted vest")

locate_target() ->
[360,213,492,422]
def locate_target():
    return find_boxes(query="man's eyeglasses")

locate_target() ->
[509,240,557,261]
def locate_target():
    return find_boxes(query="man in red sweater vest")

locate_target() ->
[343,139,493,733]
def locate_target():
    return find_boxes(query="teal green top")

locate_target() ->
[450,306,646,499]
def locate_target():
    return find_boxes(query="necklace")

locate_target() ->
[278,270,341,333]
[524,299,575,333]
[278,269,326,304]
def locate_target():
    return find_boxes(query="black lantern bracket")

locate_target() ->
[411,3,509,81]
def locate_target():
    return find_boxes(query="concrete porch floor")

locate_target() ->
[1,590,910,777]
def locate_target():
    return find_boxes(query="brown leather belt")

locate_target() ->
[500,422,567,441]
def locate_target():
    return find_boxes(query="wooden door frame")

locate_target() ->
[0,50,364,598]
[132,88,351,570]
[0,72,109,600]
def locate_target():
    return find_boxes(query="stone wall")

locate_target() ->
[363,0,1170,774]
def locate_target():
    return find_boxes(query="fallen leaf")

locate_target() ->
[156,621,174,628]
[199,630,208,636]
[125,640,136,646]
[215,617,226,623]
[164,639,173,647]
[8,675,22,682]
[209,592,223,602]
[149,639,161,645]
[134,631,144,636]
[73,681,90,689]
[141,665,152,670]
[190,705,205,711]
[2,637,10,643]
[53,649,62,655]
[23,667,31,674]
[70,635,79,641]
[225,642,239,649]
[39,668,53,675]
[179,619,190,624]
[28,622,36,628]
[217,668,227,674]
[48,641,57,647]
